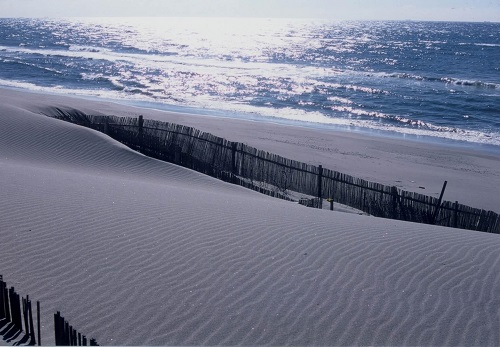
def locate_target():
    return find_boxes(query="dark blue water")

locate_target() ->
[0,18,499,146]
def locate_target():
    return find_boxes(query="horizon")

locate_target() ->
[0,16,499,24]
[1,0,500,22]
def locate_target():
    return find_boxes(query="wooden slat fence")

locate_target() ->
[46,110,500,234]
[1,275,38,345]
[54,312,98,346]
[1,275,98,346]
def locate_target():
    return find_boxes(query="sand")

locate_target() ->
[2,87,499,211]
[1,87,500,346]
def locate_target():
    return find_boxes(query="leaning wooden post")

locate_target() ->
[317,165,323,209]
[37,301,41,346]
[138,115,144,153]
[432,181,448,224]
[231,142,237,184]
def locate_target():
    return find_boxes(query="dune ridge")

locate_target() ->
[1,89,500,345]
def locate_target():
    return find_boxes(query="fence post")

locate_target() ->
[231,142,237,184]
[453,201,459,228]
[138,115,144,153]
[3,282,11,323]
[54,312,60,346]
[391,186,406,220]
[28,299,35,344]
[9,287,22,331]
[15,290,22,331]
[103,120,109,136]
[0,275,5,320]
[317,165,323,209]
[23,296,29,335]
[327,198,334,211]
[37,301,41,346]
[432,180,448,224]
[66,323,71,346]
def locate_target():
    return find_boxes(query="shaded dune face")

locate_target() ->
[1,90,500,345]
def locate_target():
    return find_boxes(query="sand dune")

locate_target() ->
[3,87,500,211]
[1,89,500,345]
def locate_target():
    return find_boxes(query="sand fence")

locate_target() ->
[1,275,98,346]
[46,109,500,234]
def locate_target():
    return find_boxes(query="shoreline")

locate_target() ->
[2,84,499,153]
[2,84,500,346]
[119,98,500,155]
[1,86,499,212]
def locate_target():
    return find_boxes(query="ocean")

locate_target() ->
[0,17,499,148]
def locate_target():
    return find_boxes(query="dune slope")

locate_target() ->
[1,95,500,346]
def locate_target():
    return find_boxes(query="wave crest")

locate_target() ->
[382,72,499,89]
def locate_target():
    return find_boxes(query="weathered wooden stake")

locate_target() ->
[23,297,29,335]
[72,327,77,345]
[453,201,459,228]
[4,283,11,323]
[28,298,35,344]
[54,312,60,346]
[391,186,399,219]
[0,275,5,320]
[65,322,71,346]
[432,180,448,224]
[231,142,237,184]
[9,287,22,331]
[317,165,323,209]
[327,198,334,211]
[103,121,109,135]
[37,301,41,346]
[138,115,144,152]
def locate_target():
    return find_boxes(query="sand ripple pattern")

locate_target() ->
[1,103,500,345]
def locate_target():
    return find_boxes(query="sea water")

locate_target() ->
[0,17,499,148]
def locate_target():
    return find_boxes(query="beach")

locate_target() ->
[1,86,500,345]
[3,87,499,211]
